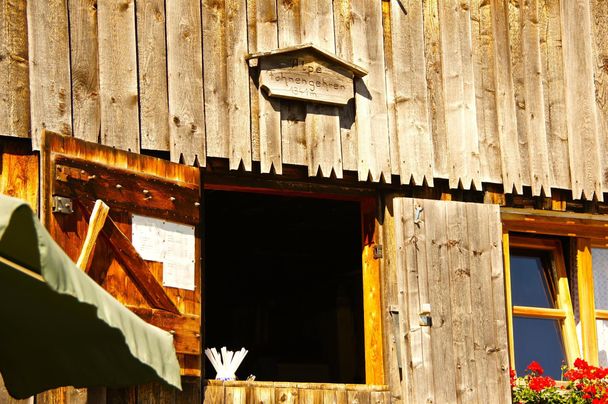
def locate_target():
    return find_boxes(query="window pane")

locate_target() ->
[513,317,566,379]
[592,248,608,310]
[511,254,554,308]
[598,320,608,367]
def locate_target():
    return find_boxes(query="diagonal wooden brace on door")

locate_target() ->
[78,200,180,314]
[76,199,110,271]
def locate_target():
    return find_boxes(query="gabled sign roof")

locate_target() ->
[246,43,368,78]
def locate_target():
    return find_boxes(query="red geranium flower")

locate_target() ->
[528,375,555,392]
[526,361,544,376]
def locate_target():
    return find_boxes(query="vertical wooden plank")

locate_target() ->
[346,390,370,404]
[226,386,247,404]
[69,0,100,144]
[274,383,298,404]
[299,388,323,404]
[507,0,532,191]
[438,1,481,190]
[349,0,391,182]
[203,0,251,170]
[490,0,524,194]
[0,0,29,138]
[412,200,434,403]
[518,0,551,196]
[27,0,72,148]
[251,385,275,404]
[466,203,498,402]
[577,238,599,365]
[97,0,140,152]
[379,198,410,403]
[540,0,570,190]
[424,200,457,403]
[590,0,608,194]
[301,0,342,179]
[333,0,357,172]
[385,0,434,186]
[176,381,201,404]
[203,384,225,404]
[561,0,603,201]
[393,198,428,404]
[424,0,448,180]
[136,0,170,151]
[247,0,282,172]
[276,0,307,168]
[166,0,205,165]
[446,202,477,403]
[471,0,502,184]
[488,213,512,404]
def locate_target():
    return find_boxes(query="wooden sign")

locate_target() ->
[247,44,368,106]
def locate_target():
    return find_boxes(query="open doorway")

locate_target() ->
[203,191,365,383]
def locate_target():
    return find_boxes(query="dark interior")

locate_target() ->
[203,190,365,383]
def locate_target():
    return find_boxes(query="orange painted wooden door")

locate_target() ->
[41,130,202,378]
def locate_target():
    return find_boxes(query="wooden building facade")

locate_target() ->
[1,0,608,403]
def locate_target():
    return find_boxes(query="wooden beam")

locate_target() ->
[79,201,180,314]
[512,306,566,319]
[577,238,598,365]
[361,197,385,385]
[53,155,200,224]
[76,199,110,271]
[502,232,515,369]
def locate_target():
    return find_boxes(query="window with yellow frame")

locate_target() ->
[502,210,608,378]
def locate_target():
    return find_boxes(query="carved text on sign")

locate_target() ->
[247,45,368,106]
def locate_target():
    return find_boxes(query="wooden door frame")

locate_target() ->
[202,177,385,385]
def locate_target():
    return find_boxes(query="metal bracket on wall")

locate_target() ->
[373,245,383,259]
[52,196,74,214]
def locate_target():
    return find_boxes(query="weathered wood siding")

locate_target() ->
[203,380,391,403]
[3,0,608,199]
[381,198,510,403]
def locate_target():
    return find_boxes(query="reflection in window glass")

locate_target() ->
[592,248,608,310]
[511,254,553,308]
[513,317,566,378]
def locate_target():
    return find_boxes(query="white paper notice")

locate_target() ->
[131,214,196,290]
[131,215,165,262]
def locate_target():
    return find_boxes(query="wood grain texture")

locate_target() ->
[97,0,140,152]
[0,139,38,211]
[27,0,72,149]
[247,0,282,172]
[166,0,206,165]
[424,200,457,404]
[136,0,170,151]
[385,0,433,186]
[203,0,251,170]
[301,0,343,179]
[348,0,391,182]
[491,0,524,194]
[471,0,501,184]
[561,0,603,201]
[389,198,509,403]
[590,0,608,194]
[520,0,551,196]
[438,0,481,190]
[0,0,29,139]
[277,0,307,168]
[540,0,570,191]
[41,131,202,379]
[68,0,100,144]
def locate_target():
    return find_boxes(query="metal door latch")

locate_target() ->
[52,196,74,214]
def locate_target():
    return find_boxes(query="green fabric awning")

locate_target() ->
[0,195,181,399]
